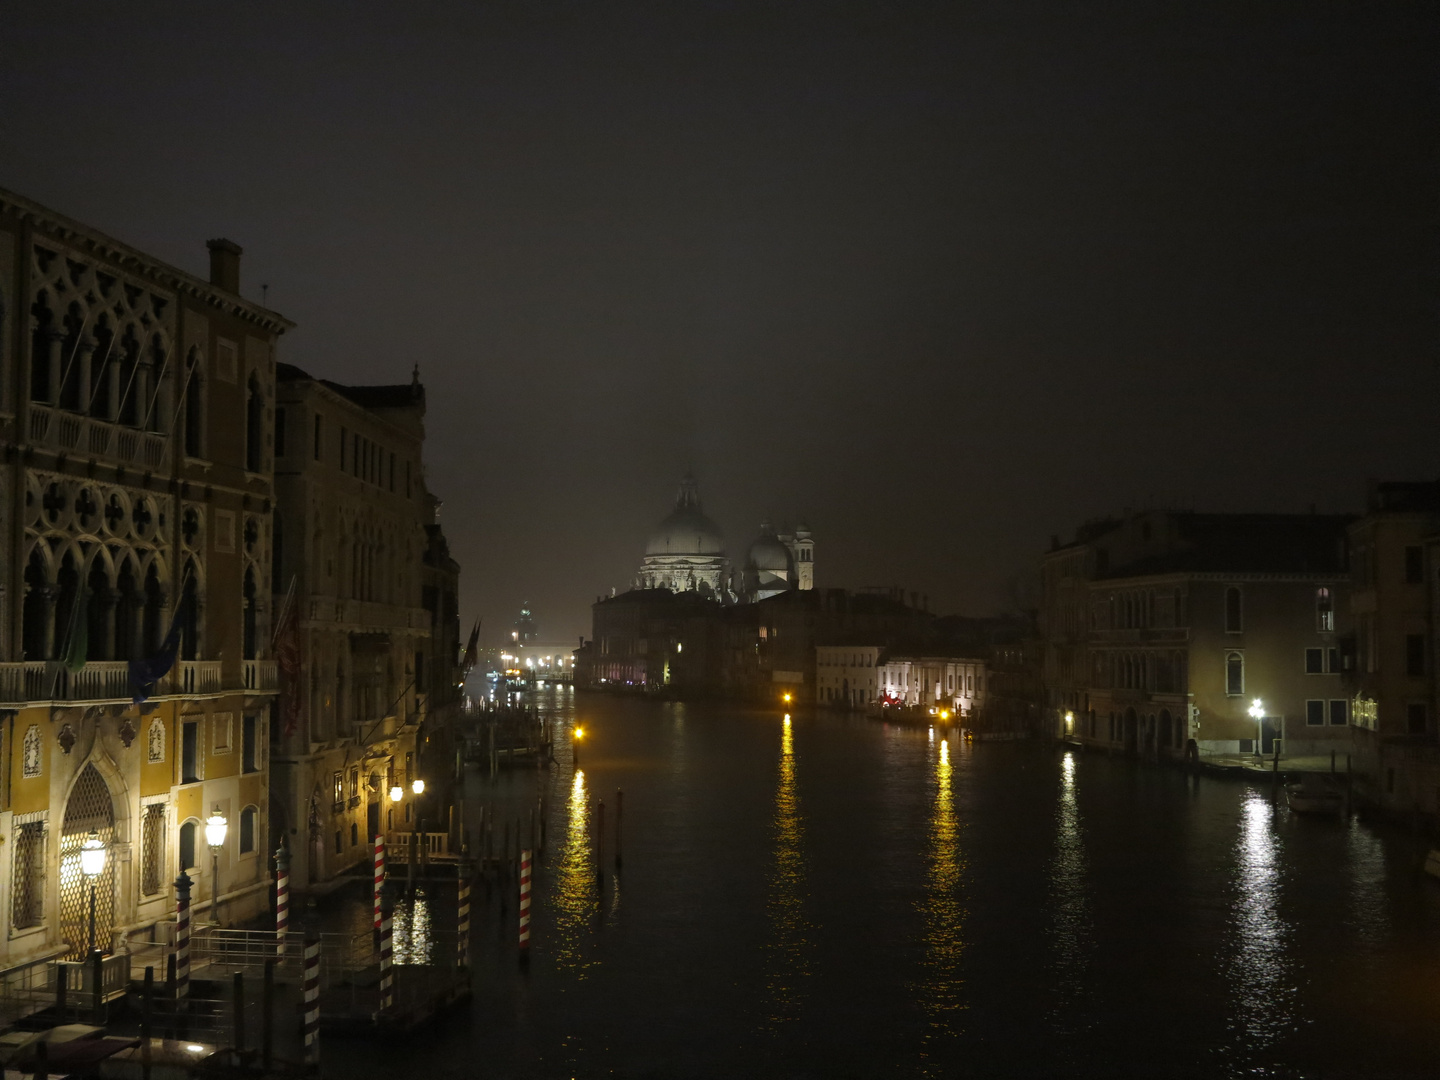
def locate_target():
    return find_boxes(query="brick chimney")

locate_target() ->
[206,238,243,294]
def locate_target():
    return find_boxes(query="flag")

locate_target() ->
[60,586,90,674]
[275,592,303,736]
[459,617,481,676]
[128,605,186,703]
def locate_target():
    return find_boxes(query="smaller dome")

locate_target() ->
[748,520,793,573]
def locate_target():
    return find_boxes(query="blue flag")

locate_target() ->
[128,606,186,704]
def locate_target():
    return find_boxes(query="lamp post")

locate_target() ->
[205,806,228,927]
[79,830,108,955]
[1248,698,1266,758]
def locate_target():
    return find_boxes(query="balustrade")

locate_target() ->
[26,404,168,468]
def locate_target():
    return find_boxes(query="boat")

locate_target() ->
[1285,779,1344,816]
[1424,849,1440,881]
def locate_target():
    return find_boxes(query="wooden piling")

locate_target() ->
[275,839,290,958]
[174,870,192,1010]
[302,906,321,1068]
[91,949,103,1025]
[262,960,274,1071]
[142,967,153,1080]
[596,799,605,887]
[54,962,66,1019]
[372,836,385,934]
[232,972,245,1055]
[518,849,532,960]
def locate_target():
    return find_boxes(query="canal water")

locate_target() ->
[328,689,1440,1079]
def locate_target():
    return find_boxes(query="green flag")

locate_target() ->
[61,586,89,674]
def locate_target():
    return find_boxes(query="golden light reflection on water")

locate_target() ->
[761,716,811,1031]
[1226,792,1294,1055]
[1047,751,1091,1031]
[917,734,965,1069]
[392,888,432,966]
[553,768,599,976]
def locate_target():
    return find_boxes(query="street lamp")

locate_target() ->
[205,806,228,927]
[79,830,107,955]
[411,777,425,796]
[1247,698,1266,758]
[389,782,404,803]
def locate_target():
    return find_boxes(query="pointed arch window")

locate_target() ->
[246,373,264,472]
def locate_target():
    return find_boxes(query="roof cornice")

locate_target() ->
[0,186,297,335]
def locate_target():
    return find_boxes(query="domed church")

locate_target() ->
[636,475,731,597]
[634,476,814,604]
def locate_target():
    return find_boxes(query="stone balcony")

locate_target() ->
[0,658,276,707]
[28,405,167,470]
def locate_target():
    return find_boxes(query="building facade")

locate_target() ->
[1042,511,1353,760]
[268,362,458,887]
[816,645,882,708]
[878,655,987,716]
[0,188,284,967]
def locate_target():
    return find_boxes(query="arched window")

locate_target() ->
[239,806,258,854]
[116,560,138,661]
[1316,587,1334,632]
[1224,586,1243,633]
[242,566,258,660]
[178,819,198,871]
[1225,652,1244,696]
[246,373,264,472]
[142,564,164,654]
[30,290,56,404]
[22,548,49,660]
[179,561,200,661]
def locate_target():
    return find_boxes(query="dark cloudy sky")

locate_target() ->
[5,2,1436,644]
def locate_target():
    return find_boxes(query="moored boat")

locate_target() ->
[1285,780,1344,816]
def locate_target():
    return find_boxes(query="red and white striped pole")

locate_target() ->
[302,909,320,1069]
[457,854,471,972]
[378,884,394,1013]
[174,870,192,1007]
[275,839,290,959]
[518,849,532,958]
[372,836,385,933]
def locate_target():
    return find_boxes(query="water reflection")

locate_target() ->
[553,768,599,976]
[1226,792,1295,1059]
[761,715,811,1031]
[1346,815,1389,950]
[917,735,965,1068]
[1047,751,1092,1030]
[392,888,432,965]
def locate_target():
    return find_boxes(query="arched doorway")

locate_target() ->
[61,764,117,958]
[1123,707,1139,756]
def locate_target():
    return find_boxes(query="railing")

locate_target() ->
[53,954,131,1008]
[385,831,453,858]
[178,660,223,694]
[26,404,167,469]
[243,659,278,692]
[0,658,224,704]
[189,928,373,990]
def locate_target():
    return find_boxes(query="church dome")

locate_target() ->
[646,475,725,556]
[747,520,793,573]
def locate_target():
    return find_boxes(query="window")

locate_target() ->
[1316,587,1333,631]
[333,772,344,809]
[348,768,359,800]
[334,830,343,855]
[1329,700,1348,726]
[313,414,323,460]
[179,820,197,871]
[1408,703,1428,734]
[1305,648,1324,674]
[1405,634,1425,677]
[246,374,264,473]
[242,714,259,773]
[1225,652,1244,696]
[1305,700,1325,726]
[240,806,257,854]
[405,752,414,788]
[181,721,200,783]
[274,406,286,457]
[11,821,45,928]
[1405,546,1423,584]
[350,822,358,847]
[1224,587,1243,633]
[212,712,233,754]
[140,804,166,895]
[1327,647,1342,674]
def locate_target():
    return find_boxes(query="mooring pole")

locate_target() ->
[142,966,153,1080]
[457,848,471,974]
[378,884,395,1014]
[275,837,290,959]
[232,972,245,1057]
[615,789,624,870]
[91,945,104,1025]
[174,870,192,1012]
[372,836,385,935]
[596,799,605,888]
[518,849,532,962]
[262,959,274,1071]
[302,903,321,1071]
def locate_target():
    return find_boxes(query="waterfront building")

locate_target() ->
[0,187,285,966]
[816,645,882,708]
[1042,511,1353,759]
[269,362,459,887]
[878,655,987,715]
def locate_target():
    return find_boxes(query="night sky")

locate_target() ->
[5,3,1436,644]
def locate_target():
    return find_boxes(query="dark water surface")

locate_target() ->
[329,691,1440,1079]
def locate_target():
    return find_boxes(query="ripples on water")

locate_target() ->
[1047,750,1092,1032]
[553,768,598,977]
[1225,792,1297,1066]
[916,733,966,1071]
[392,888,432,966]
[761,714,811,1032]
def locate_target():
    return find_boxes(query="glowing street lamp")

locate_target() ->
[781,692,792,705]
[205,806,228,927]
[411,778,425,796]
[390,782,404,803]
[80,830,107,955]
